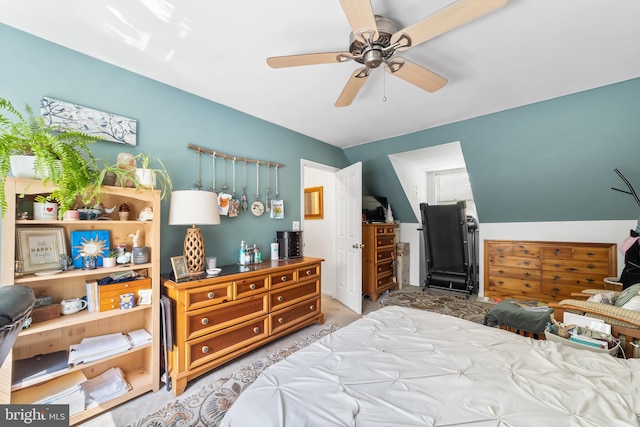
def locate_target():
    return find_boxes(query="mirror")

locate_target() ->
[304,186,323,220]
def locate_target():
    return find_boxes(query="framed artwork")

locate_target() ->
[40,96,137,146]
[70,230,111,268]
[304,186,324,220]
[16,227,67,273]
[171,256,190,280]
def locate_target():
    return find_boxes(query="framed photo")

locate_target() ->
[170,255,190,280]
[16,227,67,274]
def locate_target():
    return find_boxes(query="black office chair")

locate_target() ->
[0,286,35,366]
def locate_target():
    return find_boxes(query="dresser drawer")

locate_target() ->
[270,296,321,335]
[541,259,610,274]
[488,265,541,281]
[541,282,606,301]
[99,278,151,312]
[185,282,233,310]
[297,264,320,282]
[375,225,396,235]
[376,248,395,263]
[488,256,540,269]
[541,271,606,288]
[376,260,393,276]
[270,281,319,312]
[541,246,611,262]
[186,316,269,370]
[186,294,268,340]
[488,277,541,293]
[234,275,269,299]
[486,244,514,256]
[376,235,394,248]
[270,268,297,290]
[376,274,395,291]
[512,244,540,258]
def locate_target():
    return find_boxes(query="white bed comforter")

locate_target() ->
[221,306,640,426]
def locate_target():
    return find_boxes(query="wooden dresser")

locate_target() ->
[484,240,616,303]
[162,257,323,396]
[362,223,398,301]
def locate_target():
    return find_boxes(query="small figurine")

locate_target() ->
[60,254,74,271]
[138,207,153,221]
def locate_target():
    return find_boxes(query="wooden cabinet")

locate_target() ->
[162,257,323,396]
[362,224,398,301]
[0,177,161,425]
[484,240,616,303]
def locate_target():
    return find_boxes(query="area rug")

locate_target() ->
[378,290,494,324]
[129,324,339,427]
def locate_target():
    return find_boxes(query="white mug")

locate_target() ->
[60,298,88,315]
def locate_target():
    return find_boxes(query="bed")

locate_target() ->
[221,306,640,426]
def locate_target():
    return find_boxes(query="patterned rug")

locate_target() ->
[129,324,339,427]
[378,289,494,324]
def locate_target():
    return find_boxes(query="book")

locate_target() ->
[119,292,135,309]
[69,332,132,365]
[569,334,608,349]
[85,280,98,312]
[12,350,69,388]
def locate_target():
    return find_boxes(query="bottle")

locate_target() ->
[256,245,262,263]
[271,239,279,260]
[239,241,246,265]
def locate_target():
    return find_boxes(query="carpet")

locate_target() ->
[378,289,494,324]
[129,324,339,427]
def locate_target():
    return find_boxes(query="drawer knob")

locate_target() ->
[524,283,531,288]
[278,317,285,324]
[587,264,596,270]
[253,327,260,334]
[553,249,561,256]
[553,275,561,281]
[523,272,530,277]
[277,296,284,302]
[309,304,315,311]
[207,292,215,299]
[553,287,561,293]
[498,269,505,274]
[250,283,257,290]
[586,278,595,283]
[497,248,504,254]
[305,270,312,276]
[523,261,530,266]
[281,276,287,282]
[202,345,209,353]
[201,318,209,325]
[497,281,504,286]
[586,252,595,257]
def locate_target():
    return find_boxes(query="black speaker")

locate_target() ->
[277,231,303,259]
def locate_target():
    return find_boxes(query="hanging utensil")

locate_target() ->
[192,148,202,190]
[229,158,239,217]
[241,161,248,212]
[250,161,265,216]
[270,165,284,219]
[211,153,217,192]
[265,163,271,212]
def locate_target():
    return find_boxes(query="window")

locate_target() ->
[434,168,477,220]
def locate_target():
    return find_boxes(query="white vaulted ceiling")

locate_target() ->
[1,0,639,148]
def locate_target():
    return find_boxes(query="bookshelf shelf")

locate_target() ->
[0,177,161,425]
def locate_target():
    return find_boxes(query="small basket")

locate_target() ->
[545,329,621,356]
[604,277,623,291]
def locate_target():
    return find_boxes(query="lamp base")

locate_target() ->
[184,226,205,274]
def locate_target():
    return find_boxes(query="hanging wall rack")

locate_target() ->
[186,144,285,168]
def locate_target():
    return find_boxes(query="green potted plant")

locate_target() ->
[133,152,173,201]
[0,97,100,218]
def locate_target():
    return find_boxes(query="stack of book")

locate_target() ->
[569,333,609,350]
[12,370,87,416]
[69,332,132,365]
[82,367,131,408]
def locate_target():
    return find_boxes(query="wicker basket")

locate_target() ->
[604,277,623,291]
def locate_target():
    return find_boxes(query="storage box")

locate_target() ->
[544,330,620,356]
[98,278,151,312]
[30,304,61,324]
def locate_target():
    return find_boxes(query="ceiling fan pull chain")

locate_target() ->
[383,70,387,102]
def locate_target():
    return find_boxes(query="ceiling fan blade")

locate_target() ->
[391,0,508,51]
[338,0,378,43]
[385,58,447,93]
[335,68,370,107]
[267,52,353,68]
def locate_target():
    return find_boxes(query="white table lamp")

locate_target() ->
[169,190,220,275]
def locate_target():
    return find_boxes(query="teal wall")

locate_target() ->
[0,23,350,269]
[345,78,640,223]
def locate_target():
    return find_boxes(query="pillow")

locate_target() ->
[621,295,640,312]
[614,283,640,307]
[586,292,616,305]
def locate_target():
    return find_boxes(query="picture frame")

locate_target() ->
[170,255,190,280]
[304,186,324,220]
[16,227,67,274]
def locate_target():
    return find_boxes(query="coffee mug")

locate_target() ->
[60,298,88,315]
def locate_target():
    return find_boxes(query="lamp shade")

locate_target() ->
[168,190,220,226]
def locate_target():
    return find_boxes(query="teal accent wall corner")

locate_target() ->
[0,23,349,269]
[345,78,640,224]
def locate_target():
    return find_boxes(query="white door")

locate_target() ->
[335,162,363,314]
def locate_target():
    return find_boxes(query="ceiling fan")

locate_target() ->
[267,0,508,107]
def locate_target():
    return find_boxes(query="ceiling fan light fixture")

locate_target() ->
[363,48,383,68]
